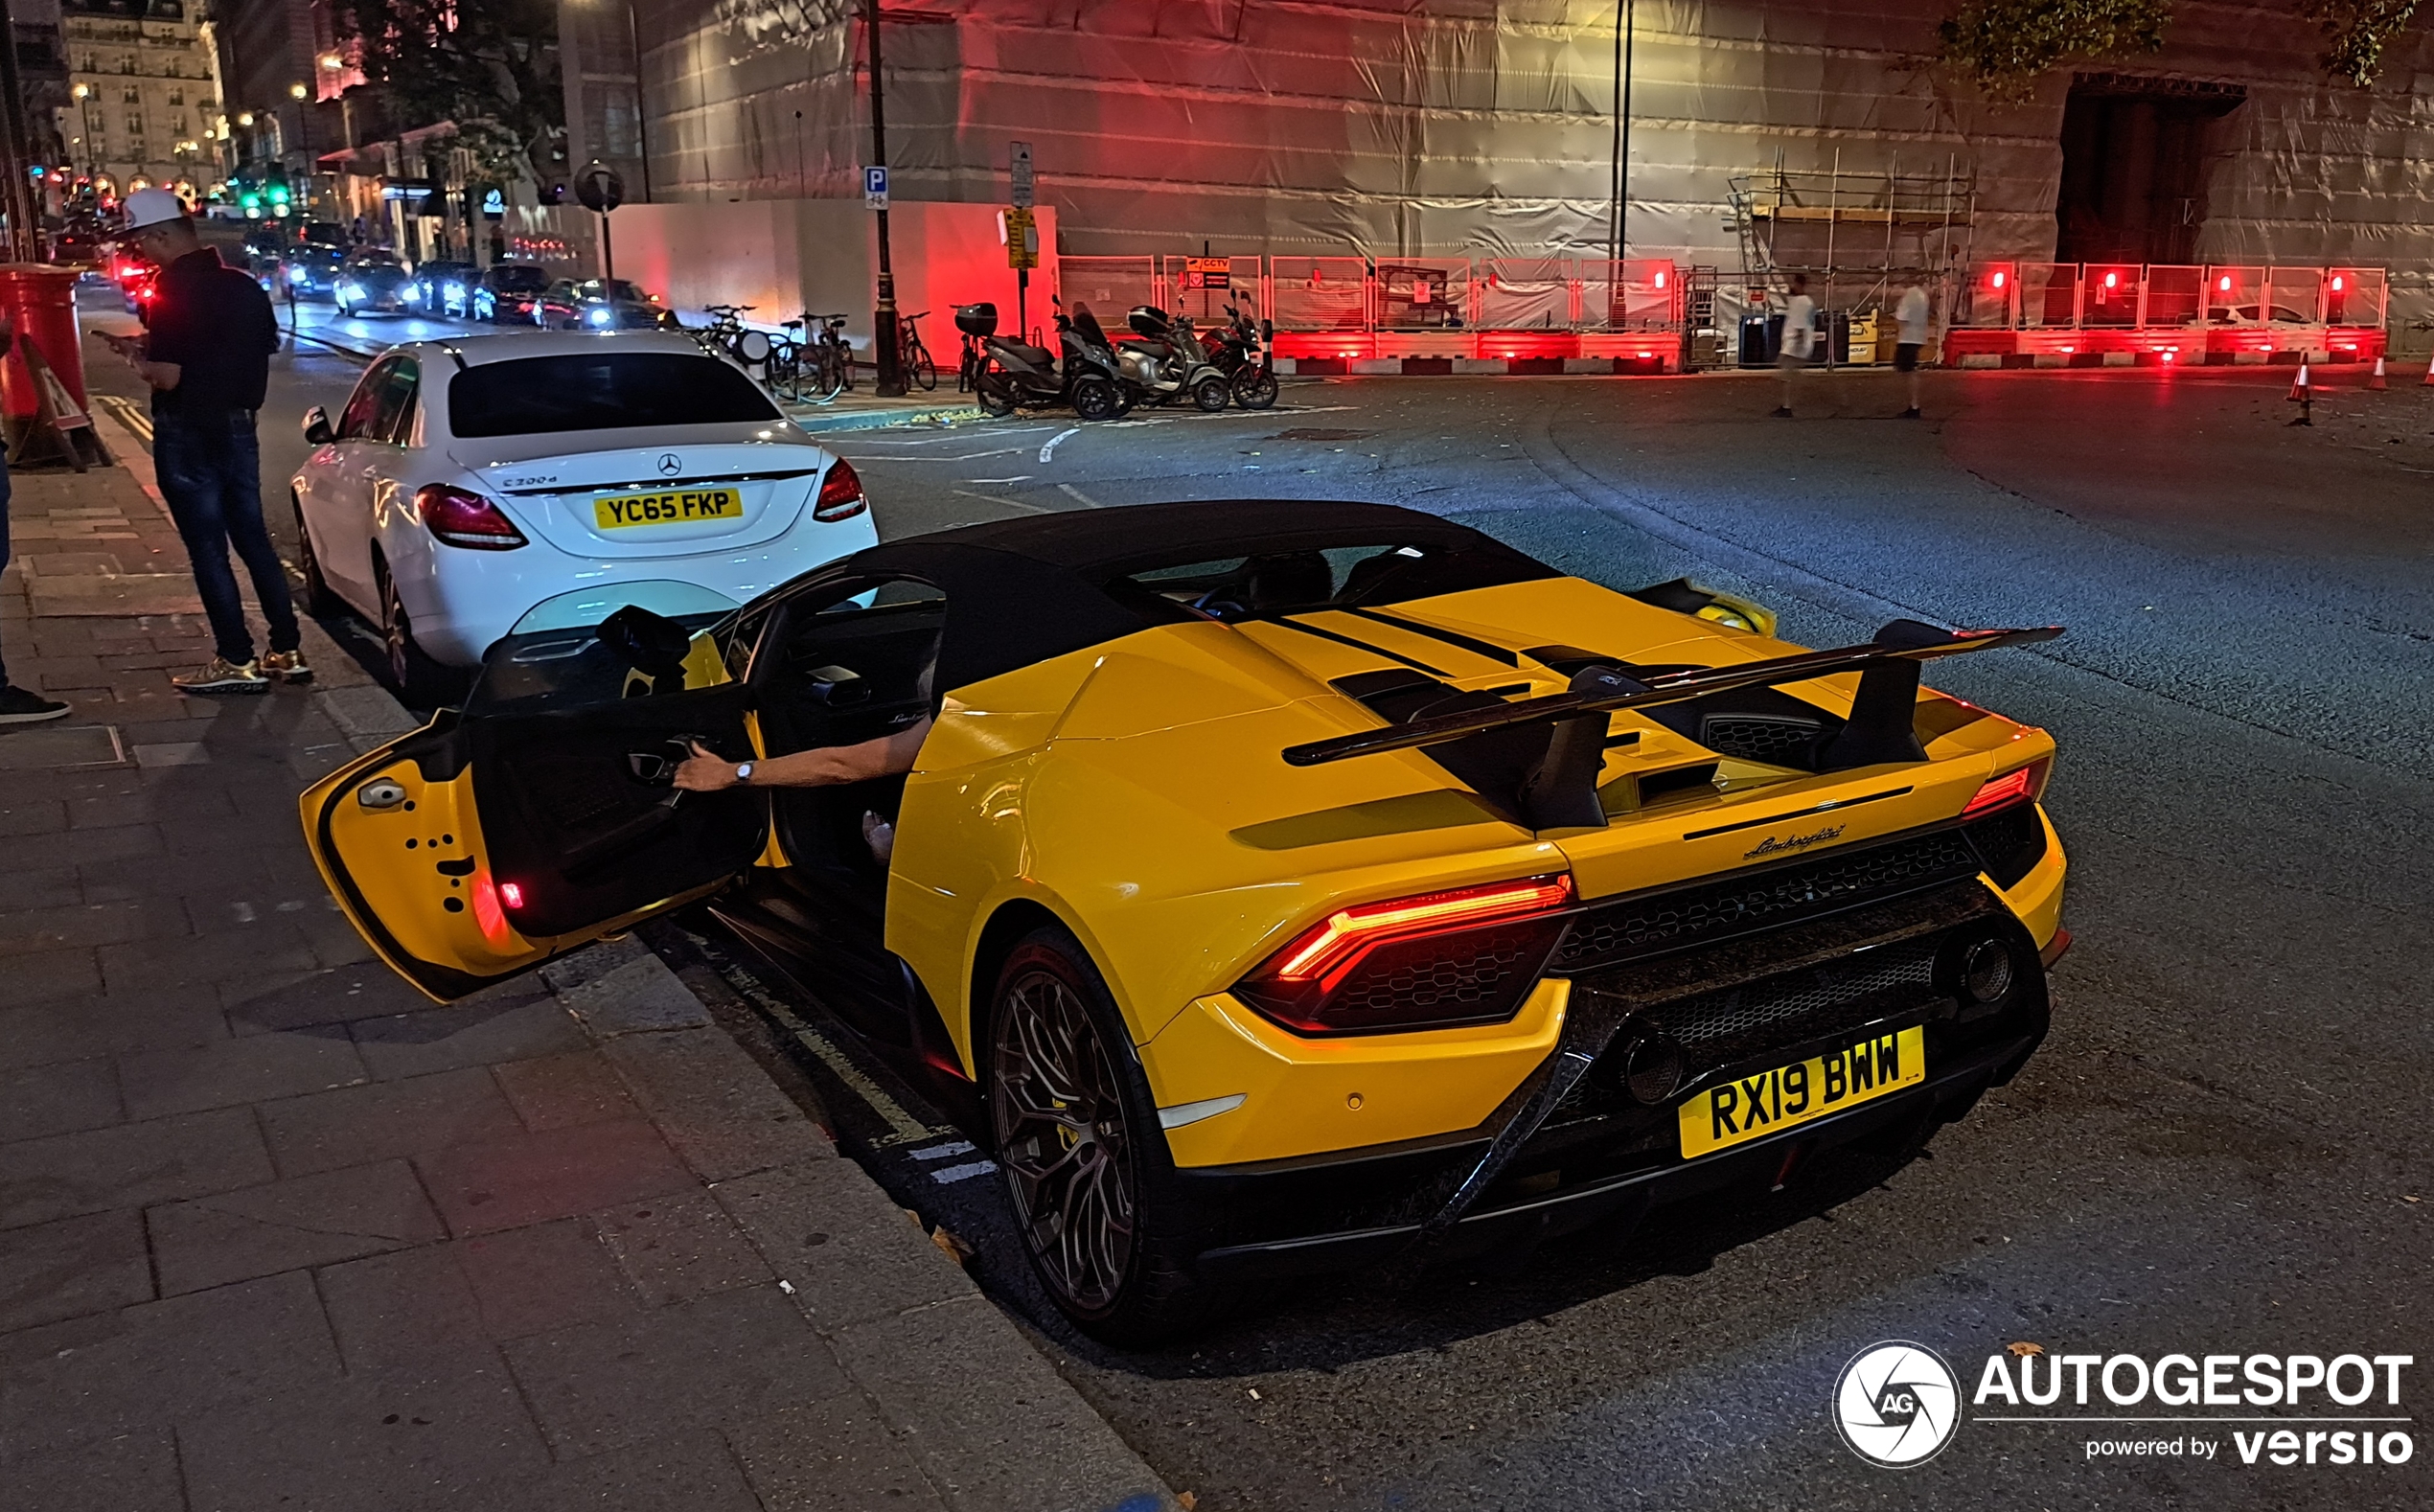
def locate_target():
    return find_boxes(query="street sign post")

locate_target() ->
[864,165,889,211]
[1003,205,1040,332]
[1010,140,1034,210]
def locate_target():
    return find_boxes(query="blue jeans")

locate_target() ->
[153,408,297,665]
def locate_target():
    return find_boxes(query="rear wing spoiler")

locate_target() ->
[1281,619,2063,829]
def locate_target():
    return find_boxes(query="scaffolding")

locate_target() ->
[1728,150,1978,363]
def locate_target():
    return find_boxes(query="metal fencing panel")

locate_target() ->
[1477,259,1573,330]
[1161,254,1263,328]
[2205,266,2267,324]
[2327,267,2386,326]
[2018,264,2079,329]
[1271,257,1370,331]
[2081,264,2142,327]
[1061,256,1161,327]
[1374,257,1471,330]
[2267,266,2326,324]
[2144,265,2204,327]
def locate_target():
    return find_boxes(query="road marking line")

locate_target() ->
[929,1160,999,1184]
[1057,483,1101,508]
[1039,426,1080,463]
[908,1139,977,1160]
[852,447,1027,464]
[950,489,1049,513]
[962,475,1031,483]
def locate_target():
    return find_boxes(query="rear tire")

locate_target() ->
[1231,368,1280,409]
[290,494,343,617]
[989,927,1226,1344]
[1071,377,1121,422]
[1191,375,1230,412]
[976,370,1020,417]
[376,558,454,709]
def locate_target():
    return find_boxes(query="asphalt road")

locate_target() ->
[84,299,2432,1505]
[798,366,2433,1511]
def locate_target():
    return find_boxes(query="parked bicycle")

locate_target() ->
[793,312,853,401]
[897,310,939,391]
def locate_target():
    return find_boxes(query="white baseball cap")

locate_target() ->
[123,187,188,232]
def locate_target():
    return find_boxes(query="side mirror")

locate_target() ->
[302,405,333,446]
[805,664,871,707]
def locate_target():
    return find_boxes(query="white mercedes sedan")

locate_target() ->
[290,331,877,699]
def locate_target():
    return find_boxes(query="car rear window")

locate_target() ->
[448,353,779,438]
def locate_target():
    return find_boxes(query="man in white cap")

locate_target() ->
[100,187,303,694]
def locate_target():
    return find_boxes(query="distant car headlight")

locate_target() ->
[586,307,613,326]
[444,283,464,299]
[337,282,361,299]
[287,266,308,284]
[403,285,423,303]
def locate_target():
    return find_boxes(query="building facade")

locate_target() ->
[57,0,225,200]
[620,0,2434,332]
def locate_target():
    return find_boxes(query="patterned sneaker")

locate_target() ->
[172,657,270,696]
[260,649,313,684]
[0,684,72,724]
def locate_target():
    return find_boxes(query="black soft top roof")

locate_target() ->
[835,499,1556,696]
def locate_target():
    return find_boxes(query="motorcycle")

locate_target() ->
[1114,306,1232,412]
[1203,301,1279,410]
[958,300,1127,421]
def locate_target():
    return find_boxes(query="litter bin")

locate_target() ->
[0,263,89,426]
[1738,313,1780,368]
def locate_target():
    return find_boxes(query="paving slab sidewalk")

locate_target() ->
[0,442,1172,1511]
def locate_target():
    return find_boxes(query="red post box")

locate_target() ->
[0,263,90,423]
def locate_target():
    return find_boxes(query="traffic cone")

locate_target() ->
[2286,361,2310,401]
[2422,355,2434,386]
[2369,355,2388,390]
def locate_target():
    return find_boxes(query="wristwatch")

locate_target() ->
[734,761,755,785]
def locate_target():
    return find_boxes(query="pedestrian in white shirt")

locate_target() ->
[1894,282,1932,419]
[1775,274,1814,418]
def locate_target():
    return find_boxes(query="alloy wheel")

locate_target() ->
[993,967,1138,1314]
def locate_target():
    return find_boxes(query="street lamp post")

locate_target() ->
[1608,0,1634,270]
[288,80,311,220]
[864,0,905,396]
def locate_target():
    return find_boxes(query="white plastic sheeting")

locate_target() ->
[630,0,2434,341]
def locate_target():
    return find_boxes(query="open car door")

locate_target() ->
[300,583,766,1001]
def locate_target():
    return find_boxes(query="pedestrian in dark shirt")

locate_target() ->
[101,189,306,694]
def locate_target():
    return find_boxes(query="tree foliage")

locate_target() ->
[335,0,563,183]
[2303,0,2422,83]
[1936,0,2173,100]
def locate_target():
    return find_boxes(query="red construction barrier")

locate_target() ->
[0,263,88,421]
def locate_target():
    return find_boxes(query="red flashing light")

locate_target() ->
[2103,271,2119,288]
[1962,762,2048,820]
[496,881,525,910]
[1989,270,2007,289]
[1653,269,1667,288]
[2161,352,2175,362]
[2218,275,2234,291]
[814,457,867,521]
[2331,275,2345,291]
[414,484,527,550]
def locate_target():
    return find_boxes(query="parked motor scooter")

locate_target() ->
[1203,301,1279,409]
[1114,306,1232,412]
[957,301,1126,421]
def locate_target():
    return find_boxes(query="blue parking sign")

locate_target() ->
[863,166,889,209]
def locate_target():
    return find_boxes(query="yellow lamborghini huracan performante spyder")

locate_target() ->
[302,501,2067,1341]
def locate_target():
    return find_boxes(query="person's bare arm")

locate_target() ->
[673,717,931,792]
